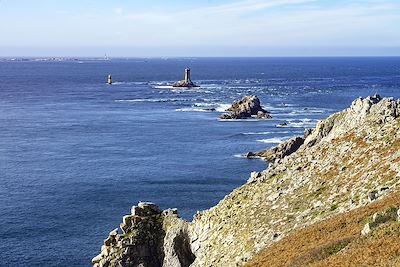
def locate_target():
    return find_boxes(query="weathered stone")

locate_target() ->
[109,228,118,237]
[368,191,378,202]
[91,254,103,264]
[138,202,162,215]
[162,208,178,216]
[255,136,304,162]
[304,128,313,139]
[220,95,271,120]
[103,236,115,246]
[397,209,400,222]
[256,111,272,119]
[361,223,371,235]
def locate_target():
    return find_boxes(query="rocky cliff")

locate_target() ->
[93,95,400,267]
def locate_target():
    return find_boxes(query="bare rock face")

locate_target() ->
[92,202,194,267]
[302,94,400,148]
[254,136,305,162]
[220,96,271,119]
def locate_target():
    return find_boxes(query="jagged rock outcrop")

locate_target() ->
[220,96,271,119]
[93,95,400,267]
[249,136,305,162]
[92,202,194,267]
[301,94,394,148]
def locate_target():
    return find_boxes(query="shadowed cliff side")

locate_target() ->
[92,95,400,267]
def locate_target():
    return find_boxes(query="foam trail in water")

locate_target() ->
[256,137,290,144]
[215,104,231,112]
[115,98,191,103]
[175,108,215,112]
[153,85,175,89]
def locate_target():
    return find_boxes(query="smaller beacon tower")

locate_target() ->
[107,74,112,85]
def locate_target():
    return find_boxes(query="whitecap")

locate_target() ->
[175,108,215,112]
[242,131,290,135]
[219,118,264,122]
[215,104,231,112]
[153,85,175,89]
[276,119,316,128]
[115,98,191,103]
[112,81,147,85]
[242,131,272,135]
[233,154,247,158]
[256,137,288,144]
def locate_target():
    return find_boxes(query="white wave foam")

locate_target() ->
[256,137,287,144]
[215,104,231,112]
[153,85,174,89]
[219,118,265,122]
[242,131,272,135]
[112,81,147,85]
[193,102,216,107]
[175,108,215,112]
[276,119,316,128]
[242,131,290,135]
[115,98,190,103]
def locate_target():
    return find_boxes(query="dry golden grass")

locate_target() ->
[246,192,400,267]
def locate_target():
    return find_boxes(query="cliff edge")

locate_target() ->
[92,95,400,267]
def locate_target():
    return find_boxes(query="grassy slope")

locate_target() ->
[246,190,400,267]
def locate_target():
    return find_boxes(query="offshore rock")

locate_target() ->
[220,95,271,119]
[172,80,198,88]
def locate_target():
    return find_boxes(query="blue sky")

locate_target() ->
[0,0,399,56]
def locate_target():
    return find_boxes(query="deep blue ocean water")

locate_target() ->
[0,57,400,266]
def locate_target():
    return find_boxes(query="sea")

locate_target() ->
[1,57,400,266]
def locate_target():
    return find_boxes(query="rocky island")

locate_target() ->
[220,95,271,119]
[173,68,199,88]
[92,95,400,267]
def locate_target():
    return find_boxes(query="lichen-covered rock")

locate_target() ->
[220,95,271,119]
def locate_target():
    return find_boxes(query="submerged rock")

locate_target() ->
[220,95,271,119]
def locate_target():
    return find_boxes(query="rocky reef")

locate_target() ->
[93,95,400,267]
[220,95,271,120]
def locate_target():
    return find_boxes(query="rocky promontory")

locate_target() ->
[220,95,271,119]
[93,95,400,267]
